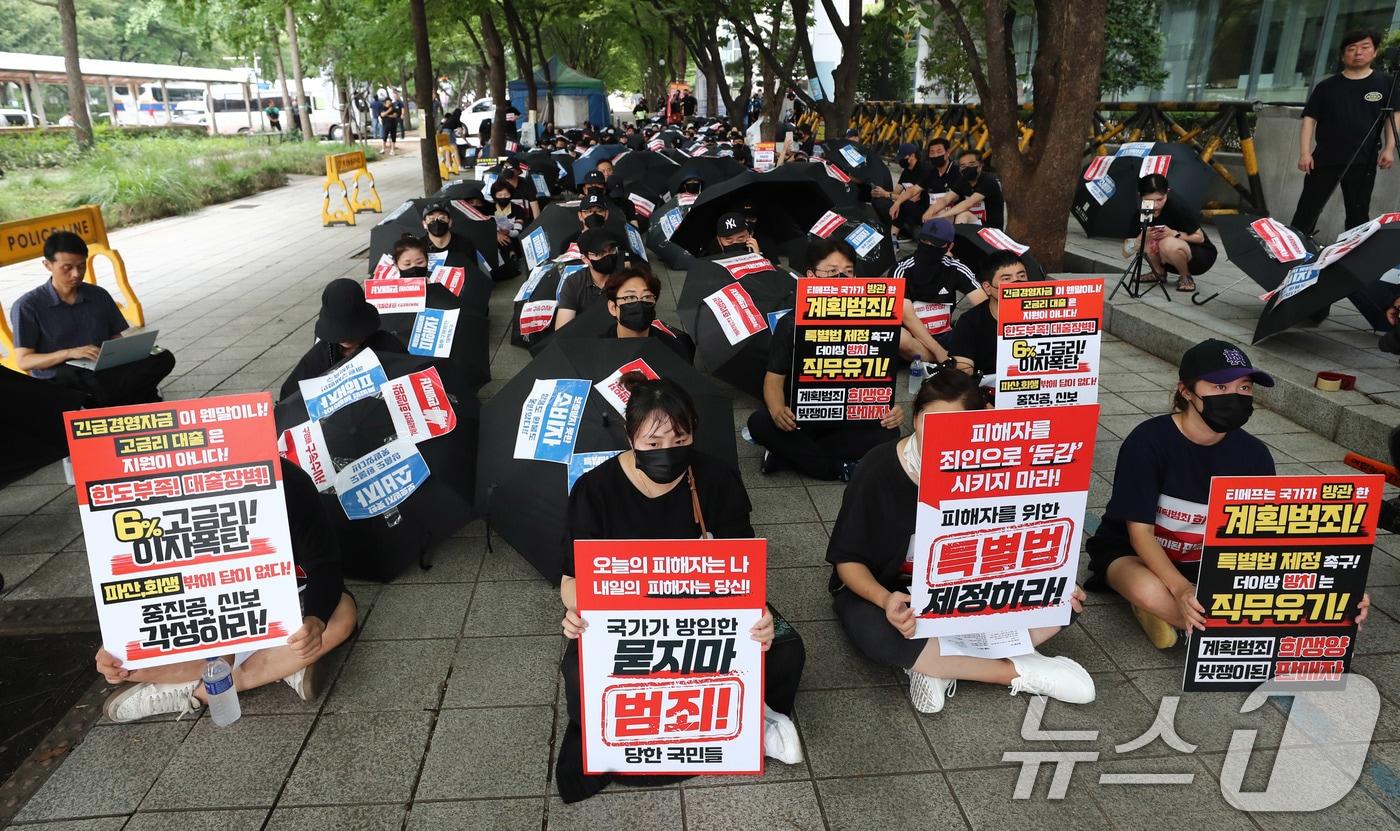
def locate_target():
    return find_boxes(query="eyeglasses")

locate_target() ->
[615,294,657,305]
[812,266,855,278]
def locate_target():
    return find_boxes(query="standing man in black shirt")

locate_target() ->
[1292,29,1397,239]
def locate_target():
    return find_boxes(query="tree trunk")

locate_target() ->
[340,74,354,144]
[528,15,551,124]
[478,11,509,157]
[56,0,93,149]
[502,0,537,116]
[408,0,440,192]
[283,3,313,138]
[269,24,292,132]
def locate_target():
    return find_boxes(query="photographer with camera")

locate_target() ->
[1128,174,1216,294]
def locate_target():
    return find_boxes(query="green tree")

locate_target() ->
[1100,0,1166,98]
[858,5,916,101]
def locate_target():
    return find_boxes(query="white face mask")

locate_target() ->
[902,432,922,478]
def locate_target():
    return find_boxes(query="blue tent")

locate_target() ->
[508,56,609,129]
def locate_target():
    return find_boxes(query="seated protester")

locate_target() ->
[827,368,1096,713]
[279,278,407,400]
[490,180,529,259]
[945,250,1035,376]
[605,174,642,229]
[923,137,957,194]
[576,192,611,232]
[556,375,806,802]
[925,150,1005,230]
[749,238,904,481]
[675,171,705,198]
[1134,173,1216,293]
[603,266,695,361]
[11,231,176,407]
[594,158,616,180]
[579,169,607,198]
[555,228,622,329]
[870,142,941,238]
[1085,339,1373,647]
[497,159,542,218]
[713,211,764,257]
[420,201,475,263]
[97,457,359,721]
[892,218,985,364]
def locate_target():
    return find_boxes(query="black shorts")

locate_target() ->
[832,588,927,669]
[1084,536,1201,593]
[1162,242,1217,277]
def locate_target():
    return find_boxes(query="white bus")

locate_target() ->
[170,80,366,139]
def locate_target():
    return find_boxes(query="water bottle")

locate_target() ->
[202,658,241,726]
[908,356,925,395]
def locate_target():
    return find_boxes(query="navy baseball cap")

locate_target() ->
[896,142,919,159]
[1179,339,1276,387]
[915,218,955,244]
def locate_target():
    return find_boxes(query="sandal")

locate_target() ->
[1176,276,1196,292]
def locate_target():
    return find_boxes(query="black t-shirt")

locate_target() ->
[898,161,940,205]
[943,301,997,374]
[1089,414,1275,565]
[1303,70,1396,165]
[766,312,795,377]
[557,268,607,314]
[604,321,696,363]
[1151,195,1215,251]
[280,458,345,623]
[562,451,752,577]
[952,173,1005,230]
[892,252,978,305]
[825,440,917,593]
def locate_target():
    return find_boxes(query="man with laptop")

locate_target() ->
[10,231,175,407]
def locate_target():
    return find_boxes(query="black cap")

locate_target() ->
[1179,339,1275,387]
[582,170,606,185]
[314,279,380,344]
[578,228,620,255]
[716,211,746,236]
[579,193,607,211]
[420,201,450,219]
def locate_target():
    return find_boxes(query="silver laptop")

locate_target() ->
[66,329,160,371]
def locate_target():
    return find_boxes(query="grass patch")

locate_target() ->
[0,131,380,228]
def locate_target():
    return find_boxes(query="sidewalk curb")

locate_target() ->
[1065,250,1395,462]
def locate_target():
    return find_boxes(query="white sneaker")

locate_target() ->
[1007,653,1096,704]
[762,704,804,765]
[905,668,956,714]
[103,681,201,723]
[282,659,322,702]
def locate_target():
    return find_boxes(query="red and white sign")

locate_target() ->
[702,283,767,346]
[372,253,399,280]
[995,277,1104,409]
[677,192,699,206]
[430,265,466,296]
[556,242,584,263]
[278,419,332,491]
[66,394,302,669]
[1248,218,1308,263]
[519,300,557,336]
[647,137,665,152]
[381,367,457,443]
[1082,155,1112,182]
[452,199,489,222]
[809,210,845,239]
[364,278,427,313]
[595,358,661,415]
[912,301,951,336]
[1139,155,1172,178]
[820,160,851,184]
[712,253,774,281]
[977,227,1029,255]
[753,142,776,171]
[576,538,766,775]
[627,193,656,219]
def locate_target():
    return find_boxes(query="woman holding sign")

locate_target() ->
[826,368,1096,713]
[556,374,806,802]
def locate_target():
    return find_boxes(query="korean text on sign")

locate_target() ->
[995,278,1103,409]
[65,393,302,670]
[789,277,905,423]
[575,538,767,775]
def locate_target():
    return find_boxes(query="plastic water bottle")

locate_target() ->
[202,658,241,726]
[908,356,925,395]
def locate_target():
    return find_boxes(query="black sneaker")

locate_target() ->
[837,460,859,482]
[760,450,783,475]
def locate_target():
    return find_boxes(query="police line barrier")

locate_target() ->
[322,150,381,227]
[0,205,143,372]
[834,101,1267,216]
[437,132,462,180]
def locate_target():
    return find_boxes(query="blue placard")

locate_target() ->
[567,450,623,493]
[523,226,551,270]
[845,223,881,258]
[407,307,459,357]
[839,144,866,168]
[532,173,550,196]
[301,353,388,421]
[336,441,431,520]
[766,308,792,333]
[626,224,647,261]
[514,378,591,463]
[427,250,448,271]
[1277,265,1320,303]
[558,264,585,300]
[660,208,684,241]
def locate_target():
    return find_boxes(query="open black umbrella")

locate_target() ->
[516,149,565,196]
[791,203,896,277]
[773,160,860,207]
[368,197,500,292]
[434,179,486,202]
[665,158,748,197]
[670,169,838,258]
[379,284,492,391]
[476,338,737,583]
[1213,214,1320,294]
[0,366,85,486]
[508,259,586,350]
[1071,142,1213,239]
[572,143,630,185]
[1253,220,1400,342]
[818,139,894,191]
[275,349,480,582]
[612,150,680,199]
[676,252,798,397]
[951,224,1048,282]
[520,202,635,266]
[645,195,696,270]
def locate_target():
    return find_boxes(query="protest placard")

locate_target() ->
[515,378,591,463]
[408,307,460,358]
[66,393,303,670]
[363,278,427,314]
[1183,474,1381,692]
[911,405,1099,637]
[995,278,1103,409]
[789,277,903,423]
[576,538,766,775]
[595,358,660,416]
[702,283,767,346]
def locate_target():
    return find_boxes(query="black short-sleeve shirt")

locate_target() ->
[952,173,1005,230]
[1088,414,1275,564]
[1303,70,1396,165]
[1151,195,1214,248]
[825,440,917,593]
[892,253,978,305]
[562,451,752,578]
[557,269,607,314]
[604,321,696,363]
[898,161,941,205]
[766,312,795,377]
[943,301,997,374]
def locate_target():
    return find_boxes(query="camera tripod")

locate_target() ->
[1110,221,1172,301]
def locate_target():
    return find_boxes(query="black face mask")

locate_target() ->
[961,167,978,182]
[583,214,606,229]
[633,444,692,484]
[399,265,430,279]
[618,300,656,331]
[930,153,946,165]
[426,219,450,237]
[720,241,750,254]
[913,244,941,269]
[590,253,619,274]
[1195,392,1253,433]
[494,198,511,207]
[680,182,702,195]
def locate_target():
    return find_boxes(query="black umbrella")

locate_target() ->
[1253,221,1400,343]
[612,150,680,199]
[572,143,630,185]
[434,179,485,202]
[476,338,737,583]
[480,165,540,201]
[670,169,838,258]
[818,139,893,191]
[676,253,798,397]
[772,160,860,207]
[520,202,634,265]
[665,158,749,198]
[275,349,480,582]
[1210,214,1320,295]
[379,284,492,391]
[791,203,897,277]
[0,366,85,486]
[644,195,696,271]
[951,224,1048,282]
[516,149,565,196]
[368,197,500,293]
[508,259,585,350]
[1071,142,1213,239]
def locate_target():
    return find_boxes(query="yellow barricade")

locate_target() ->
[0,205,144,369]
[436,132,461,179]
[322,150,380,227]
